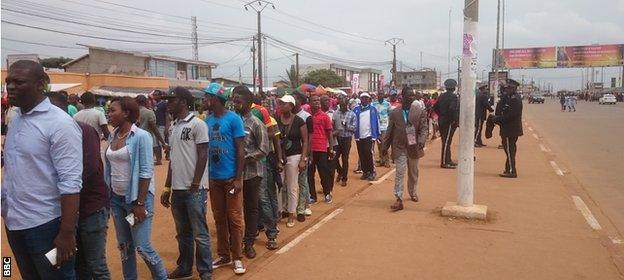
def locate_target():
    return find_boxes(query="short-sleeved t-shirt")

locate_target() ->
[74,108,108,138]
[278,115,305,157]
[251,103,272,127]
[169,113,209,190]
[206,110,245,180]
[310,110,332,152]
[296,109,313,134]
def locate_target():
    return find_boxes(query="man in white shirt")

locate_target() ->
[159,87,213,280]
[73,91,110,140]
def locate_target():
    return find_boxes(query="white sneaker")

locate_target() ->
[304,208,312,216]
[233,259,246,275]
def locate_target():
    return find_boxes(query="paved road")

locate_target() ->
[523,99,624,234]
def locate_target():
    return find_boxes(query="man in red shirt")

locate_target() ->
[308,95,334,203]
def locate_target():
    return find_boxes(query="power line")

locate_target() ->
[1,38,85,50]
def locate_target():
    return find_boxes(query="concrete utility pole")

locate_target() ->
[441,0,487,220]
[385,38,404,82]
[491,0,501,104]
[245,0,275,94]
[252,38,257,94]
[191,16,198,61]
[448,8,452,80]
[420,51,423,70]
[295,52,299,86]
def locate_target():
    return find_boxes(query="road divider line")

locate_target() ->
[276,208,344,254]
[532,133,539,140]
[539,144,551,153]
[549,161,564,176]
[371,168,397,185]
[572,196,602,230]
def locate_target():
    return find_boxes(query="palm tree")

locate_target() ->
[280,65,299,88]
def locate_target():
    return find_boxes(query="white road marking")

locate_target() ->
[532,133,539,140]
[549,161,564,176]
[539,144,551,152]
[371,168,397,185]
[609,236,623,245]
[276,208,344,254]
[572,196,602,230]
[528,126,534,131]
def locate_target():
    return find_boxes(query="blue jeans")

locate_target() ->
[258,165,278,239]
[297,166,310,215]
[5,218,76,280]
[110,193,167,280]
[170,189,213,277]
[76,207,111,280]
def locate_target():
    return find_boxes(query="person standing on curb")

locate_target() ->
[232,87,271,260]
[353,92,381,181]
[492,79,524,178]
[159,87,213,280]
[433,80,459,169]
[203,83,247,275]
[382,87,428,211]
[308,95,334,203]
[292,91,313,220]
[3,61,82,279]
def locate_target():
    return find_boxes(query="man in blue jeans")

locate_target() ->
[46,91,112,279]
[2,60,82,279]
[160,87,212,280]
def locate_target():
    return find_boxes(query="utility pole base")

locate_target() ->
[441,202,488,220]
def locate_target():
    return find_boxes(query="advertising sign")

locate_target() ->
[496,44,624,69]
[351,73,359,95]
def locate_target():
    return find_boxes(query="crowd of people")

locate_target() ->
[1,60,523,279]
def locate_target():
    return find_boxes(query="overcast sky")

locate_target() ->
[2,0,623,90]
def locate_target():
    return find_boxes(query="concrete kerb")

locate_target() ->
[441,202,488,220]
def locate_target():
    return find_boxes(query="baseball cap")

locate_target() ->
[360,92,371,98]
[162,86,194,106]
[444,79,458,88]
[279,94,296,106]
[203,82,229,100]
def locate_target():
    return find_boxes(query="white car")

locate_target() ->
[599,94,617,105]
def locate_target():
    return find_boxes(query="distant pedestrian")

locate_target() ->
[433,80,459,169]
[354,92,381,181]
[492,79,524,178]
[153,90,170,163]
[332,96,357,187]
[565,95,576,112]
[559,95,566,111]
[136,95,167,165]
[372,92,391,168]
[382,87,428,211]
[73,91,111,140]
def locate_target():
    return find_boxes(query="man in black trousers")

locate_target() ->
[492,79,523,178]
[475,84,494,147]
[433,79,459,169]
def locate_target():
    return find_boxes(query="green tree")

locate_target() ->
[303,69,345,88]
[40,56,73,69]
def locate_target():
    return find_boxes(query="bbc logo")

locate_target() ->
[2,257,10,277]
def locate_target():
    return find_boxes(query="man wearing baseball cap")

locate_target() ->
[160,87,213,280]
[203,83,248,275]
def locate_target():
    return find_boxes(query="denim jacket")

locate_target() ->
[104,124,155,204]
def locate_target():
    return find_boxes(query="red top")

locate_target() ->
[310,109,332,152]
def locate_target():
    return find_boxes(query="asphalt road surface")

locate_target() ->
[523,98,624,235]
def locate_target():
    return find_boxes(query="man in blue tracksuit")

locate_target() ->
[353,92,381,181]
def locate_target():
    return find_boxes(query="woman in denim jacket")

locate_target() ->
[104,97,167,280]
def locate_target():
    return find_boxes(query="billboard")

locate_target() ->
[495,44,624,69]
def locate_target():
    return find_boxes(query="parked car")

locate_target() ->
[599,94,617,105]
[528,94,545,104]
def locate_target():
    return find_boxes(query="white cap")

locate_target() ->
[360,92,371,98]
[279,94,296,105]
